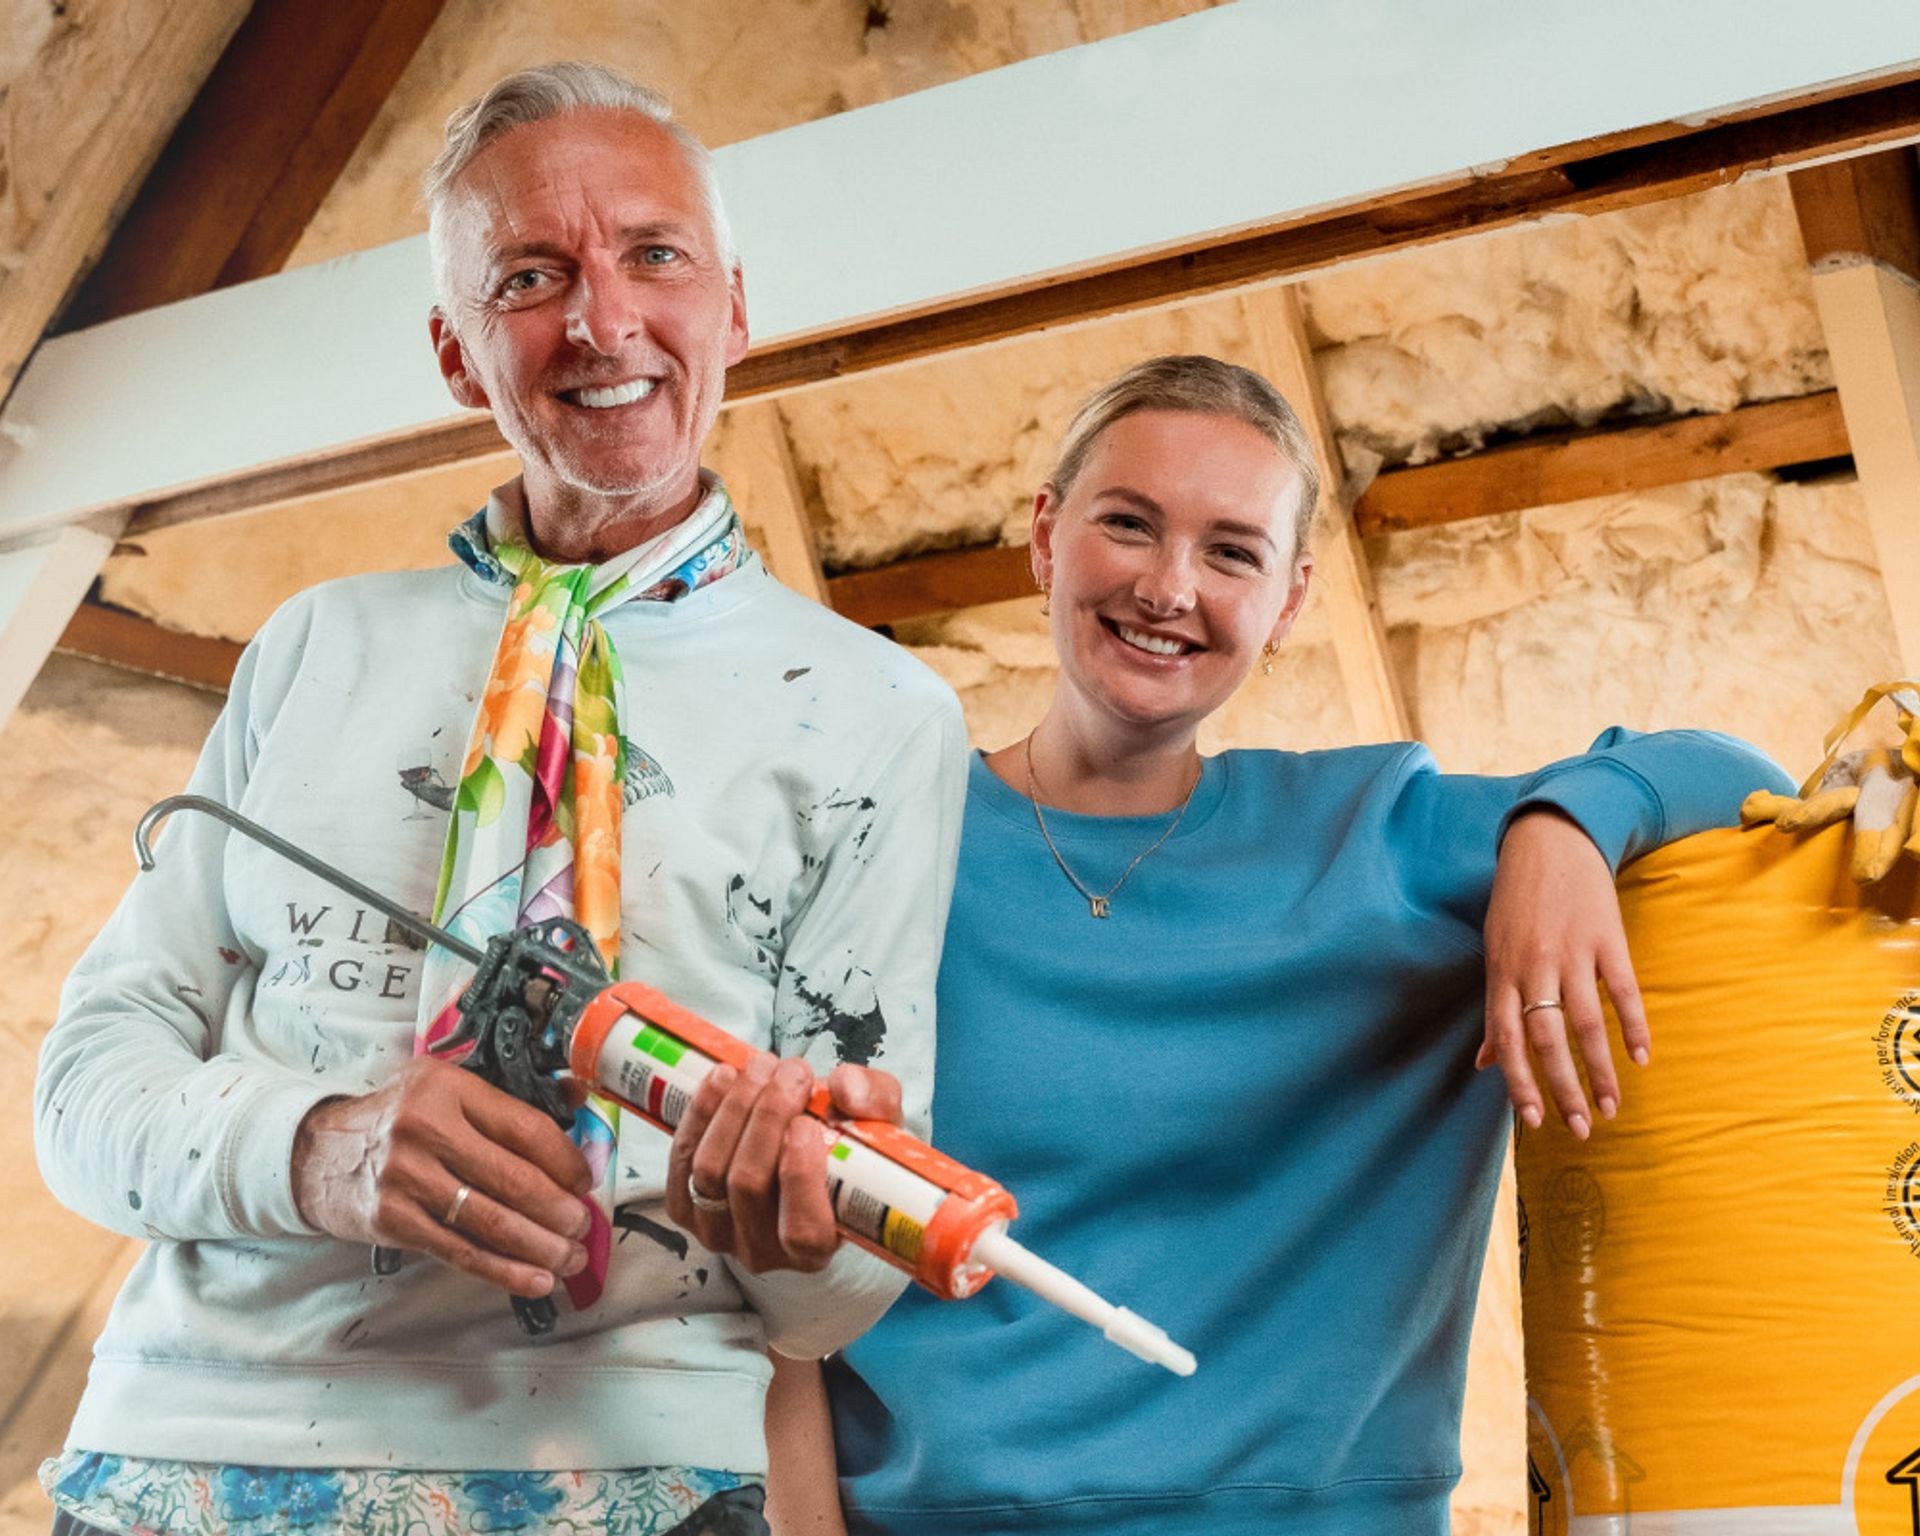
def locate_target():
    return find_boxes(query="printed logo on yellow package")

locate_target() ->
[1519,743,1920,1535]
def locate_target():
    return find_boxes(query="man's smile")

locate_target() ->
[558,377,658,409]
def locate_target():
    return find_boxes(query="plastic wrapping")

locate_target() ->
[1518,819,1920,1535]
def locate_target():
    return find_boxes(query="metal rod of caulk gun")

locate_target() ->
[134,795,485,965]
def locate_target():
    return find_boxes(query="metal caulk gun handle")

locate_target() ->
[136,795,483,964]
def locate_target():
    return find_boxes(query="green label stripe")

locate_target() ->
[830,1141,851,1161]
[631,1024,686,1066]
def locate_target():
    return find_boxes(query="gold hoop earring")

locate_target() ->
[1261,642,1278,677]
[1039,586,1051,617]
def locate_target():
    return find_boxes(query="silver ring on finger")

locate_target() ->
[1521,998,1565,1017]
[686,1174,730,1214]
[442,1183,473,1229]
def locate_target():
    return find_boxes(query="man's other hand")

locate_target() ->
[290,1058,593,1297]
[665,1057,903,1274]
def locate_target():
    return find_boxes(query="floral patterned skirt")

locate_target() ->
[43,1451,767,1536]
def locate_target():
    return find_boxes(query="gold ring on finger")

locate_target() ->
[1521,999,1565,1017]
[443,1183,473,1228]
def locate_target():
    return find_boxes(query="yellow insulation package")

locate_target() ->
[1519,684,1920,1536]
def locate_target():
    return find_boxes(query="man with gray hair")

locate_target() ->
[36,62,965,1536]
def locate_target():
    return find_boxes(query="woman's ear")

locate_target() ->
[1030,484,1061,598]
[1267,550,1315,649]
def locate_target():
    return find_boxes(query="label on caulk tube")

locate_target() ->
[824,1133,944,1264]
[598,1021,711,1132]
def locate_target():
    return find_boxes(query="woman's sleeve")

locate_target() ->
[33,603,338,1243]
[1388,727,1795,942]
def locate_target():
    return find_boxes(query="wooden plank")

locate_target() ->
[1237,288,1411,743]
[59,0,446,329]
[717,405,829,605]
[1794,150,1920,670]
[53,602,240,693]
[1788,150,1920,282]
[828,544,1036,629]
[82,76,1920,545]
[0,0,248,402]
[1353,392,1851,536]
[1823,265,1920,673]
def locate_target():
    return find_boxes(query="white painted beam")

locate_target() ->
[0,517,125,724]
[2,0,1917,546]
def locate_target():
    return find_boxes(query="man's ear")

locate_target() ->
[429,309,489,410]
[1267,550,1315,649]
[723,267,750,368]
[1030,485,1061,599]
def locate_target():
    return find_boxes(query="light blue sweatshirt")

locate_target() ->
[828,730,1792,1536]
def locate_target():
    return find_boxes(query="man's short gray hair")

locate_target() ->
[424,62,737,302]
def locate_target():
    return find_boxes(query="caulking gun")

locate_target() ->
[134,794,1198,1377]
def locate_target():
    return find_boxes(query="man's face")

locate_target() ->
[430,110,748,528]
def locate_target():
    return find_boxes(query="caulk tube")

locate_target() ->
[568,981,1198,1374]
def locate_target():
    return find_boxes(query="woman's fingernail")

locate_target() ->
[776,1059,812,1093]
[1632,1046,1650,1066]
[1598,1096,1618,1120]
[746,1054,775,1086]
[1521,1104,1543,1129]
[562,1244,588,1276]
[1569,1113,1591,1141]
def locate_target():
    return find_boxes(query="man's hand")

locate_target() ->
[664,1054,903,1274]
[1476,808,1647,1140]
[291,1057,593,1297]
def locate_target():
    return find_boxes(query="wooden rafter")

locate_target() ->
[1238,289,1410,742]
[0,0,248,402]
[1790,150,1920,670]
[826,393,1853,627]
[1352,391,1850,536]
[54,602,241,692]
[718,406,829,604]
[99,74,1920,544]
[59,0,448,329]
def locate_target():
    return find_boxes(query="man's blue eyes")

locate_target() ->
[500,248,676,292]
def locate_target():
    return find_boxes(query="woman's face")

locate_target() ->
[1032,409,1313,741]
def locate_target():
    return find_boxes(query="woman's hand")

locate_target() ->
[1477,808,1649,1139]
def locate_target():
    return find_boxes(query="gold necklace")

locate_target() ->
[1023,734,1200,918]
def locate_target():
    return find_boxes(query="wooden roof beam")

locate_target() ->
[1791,148,1920,670]
[58,0,448,329]
[9,5,1920,552]
[1239,289,1410,742]
[53,602,242,693]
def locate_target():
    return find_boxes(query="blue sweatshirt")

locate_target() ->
[828,731,1791,1536]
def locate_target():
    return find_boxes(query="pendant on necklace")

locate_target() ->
[1089,896,1111,918]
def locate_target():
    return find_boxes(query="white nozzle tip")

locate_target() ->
[1104,1307,1197,1376]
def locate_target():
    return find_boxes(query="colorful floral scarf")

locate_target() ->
[421,473,747,1308]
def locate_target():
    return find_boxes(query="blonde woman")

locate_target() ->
[767,356,1789,1536]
